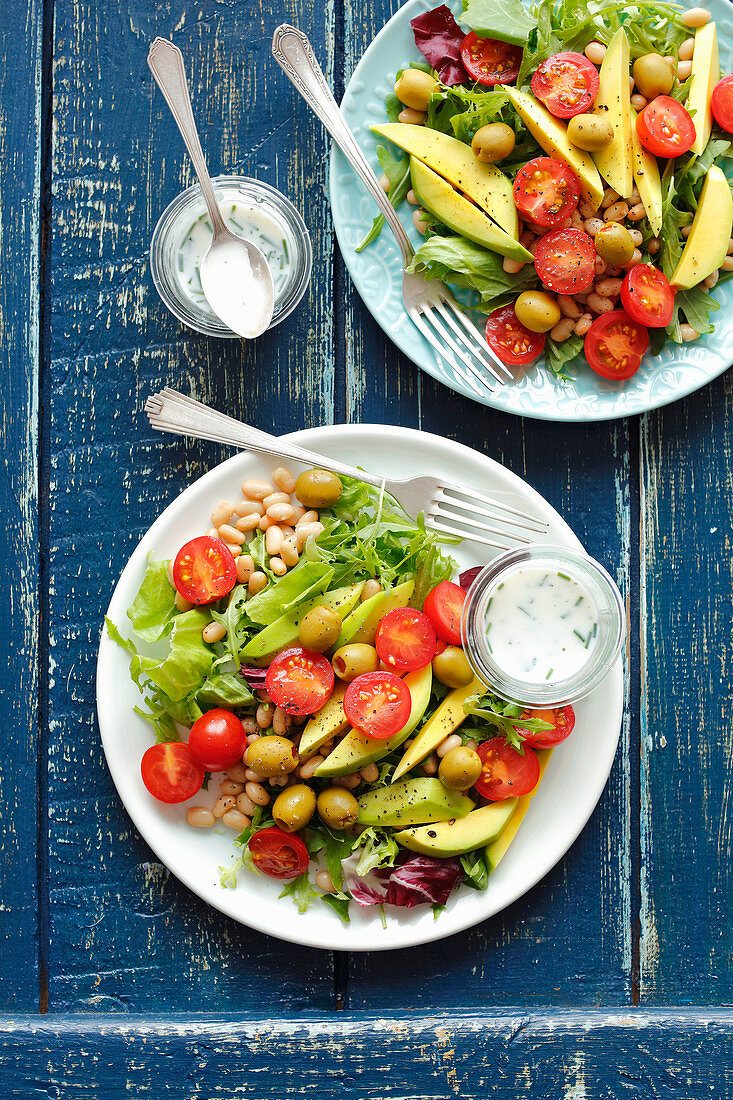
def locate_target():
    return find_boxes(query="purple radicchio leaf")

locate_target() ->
[410,5,469,87]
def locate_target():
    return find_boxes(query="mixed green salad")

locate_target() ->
[364,0,733,380]
[108,465,578,922]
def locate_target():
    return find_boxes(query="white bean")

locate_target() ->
[628,228,644,246]
[245,781,270,806]
[422,753,438,776]
[222,809,250,831]
[703,270,719,289]
[413,209,429,234]
[220,779,244,796]
[267,503,296,524]
[218,523,246,545]
[316,871,335,893]
[595,277,623,298]
[236,791,257,816]
[503,257,526,274]
[270,556,287,576]
[679,37,695,61]
[602,187,620,209]
[399,107,427,124]
[211,501,235,527]
[235,500,265,517]
[379,173,390,192]
[584,218,605,237]
[235,513,261,532]
[584,41,606,64]
[236,555,254,584]
[175,591,193,613]
[680,323,700,340]
[625,249,643,268]
[406,189,419,205]
[299,755,324,779]
[256,703,274,729]
[558,294,581,319]
[719,256,733,271]
[202,621,226,644]
[265,524,283,556]
[360,763,379,783]
[272,466,297,493]
[595,255,608,277]
[550,318,575,341]
[677,59,693,81]
[241,479,275,500]
[226,763,248,783]
[273,707,289,736]
[437,734,463,758]
[186,807,215,828]
[630,94,648,112]
[681,8,710,28]
[280,538,299,568]
[213,795,236,818]
[248,571,268,595]
[604,201,630,222]
[575,313,593,337]
[587,292,614,314]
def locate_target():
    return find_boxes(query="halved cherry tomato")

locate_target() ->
[423,581,466,645]
[172,536,236,606]
[585,309,649,380]
[533,228,596,295]
[531,52,600,118]
[140,742,205,804]
[343,671,412,739]
[712,74,733,133]
[460,32,522,87]
[376,607,436,672]
[513,157,580,228]
[620,264,674,328]
[188,708,246,771]
[265,646,335,716]
[517,705,576,749]
[485,305,545,366]
[249,827,309,879]
[475,738,540,801]
[636,96,695,157]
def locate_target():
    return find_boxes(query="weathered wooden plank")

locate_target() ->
[0,0,44,1011]
[1,1010,731,1097]
[639,375,733,1002]
[46,0,337,1009]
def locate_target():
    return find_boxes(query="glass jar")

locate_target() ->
[149,176,312,337]
[461,545,625,707]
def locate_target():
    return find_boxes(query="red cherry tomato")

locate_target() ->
[620,264,674,327]
[512,157,580,228]
[460,32,522,87]
[249,827,309,879]
[517,705,576,749]
[343,671,412,739]
[172,536,236,606]
[636,96,696,157]
[585,309,649,380]
[485,305,546,367]
[188,709,246,771]
[531,52,600,118]
[712,74,733,133]
[140,742,205,804]
[376,607,436,672]
[423,581,467,645]
[533,228,596,295]
[265,646,335,716]
[475,738,540,801]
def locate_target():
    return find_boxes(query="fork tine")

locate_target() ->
[434,497,544,536]
[427,517,518,550]
[410,311,494,398]
[434,299,513,384]
[429,504,532,544]
[441,298,514,381]
[439,484,550,530]
[417,307,502,394]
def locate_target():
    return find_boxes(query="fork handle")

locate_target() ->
[145,389,385,488]
[271,25,414,267]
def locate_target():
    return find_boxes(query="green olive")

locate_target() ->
[514,290,562,334]
[632,53,675,99]
[567,113,614,152]
[595,222,636,266]
[298,604,342,652]
[394,68,438,112]
[471,123,516,164]
[438,746,482,791]
[332,643,379,681]
[244,735,298,778]
[294,469,343,509]
[317,787,359,830]
[432,645,474,688]
[272,784,317,832]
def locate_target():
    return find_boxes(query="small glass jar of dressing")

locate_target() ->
[150,176,312,337]
[462,545,625,707]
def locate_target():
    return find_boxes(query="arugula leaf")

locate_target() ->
[357,145,411,252]
[460,849,490,890]
[461,0,537,47]
[308,826,357,892]
[464,690,554,751]
[279,873,321,914]
[126,556,177,643]
[545,333,583,380]
[408,234,538,311]
[320,894,351,922]
[411,540,457,611]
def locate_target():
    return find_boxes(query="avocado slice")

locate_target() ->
[371,123,518,235]
[687,21,719,156]
[671,165,733,289]
[394,799,517,857]
[315,664,432,777]
[392,675,483,783]
[630,110,663,236]
[240,582,364,660]
[357,777,474,827]
[486,748,552,872]
[335,578,414,649]
[410,158,532,262]
[504,87,604,208]
[592,28,634,198]
[298,682,349,759]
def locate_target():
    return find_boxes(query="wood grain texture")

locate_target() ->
[45,0,338,1010]
[0,0,44,1011]
[639,376,733,1002]
[2,1009,732,1097]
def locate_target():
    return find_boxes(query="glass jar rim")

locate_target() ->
[461,544,625,707]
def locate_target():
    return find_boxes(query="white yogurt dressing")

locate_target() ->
[176,202,291,319]
[485,564,599,684]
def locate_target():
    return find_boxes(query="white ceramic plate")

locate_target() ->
[97,425,623,951]
[328,0,733,421]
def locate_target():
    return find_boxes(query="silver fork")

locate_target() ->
[270,24,513,399]
[145,388,548,550]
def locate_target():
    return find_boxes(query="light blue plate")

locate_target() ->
[329,0,733,421]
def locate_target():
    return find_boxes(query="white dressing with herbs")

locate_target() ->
[176,203,291,319]
[485,565,599,684]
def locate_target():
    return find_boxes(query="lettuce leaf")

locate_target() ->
[357,144,411,252]
[460,849,490,890]
[144,608,214,702]
[126,556,177,643]
[545,333,583,380]
[351,826,399,877]
[197,672,255,711]
[244,561,334,626]
[460,0,537,47]
[408,234,538,311]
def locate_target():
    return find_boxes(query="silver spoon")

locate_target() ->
[147,38,274,339]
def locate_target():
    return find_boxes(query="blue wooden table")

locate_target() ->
[2,0,731,1093]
